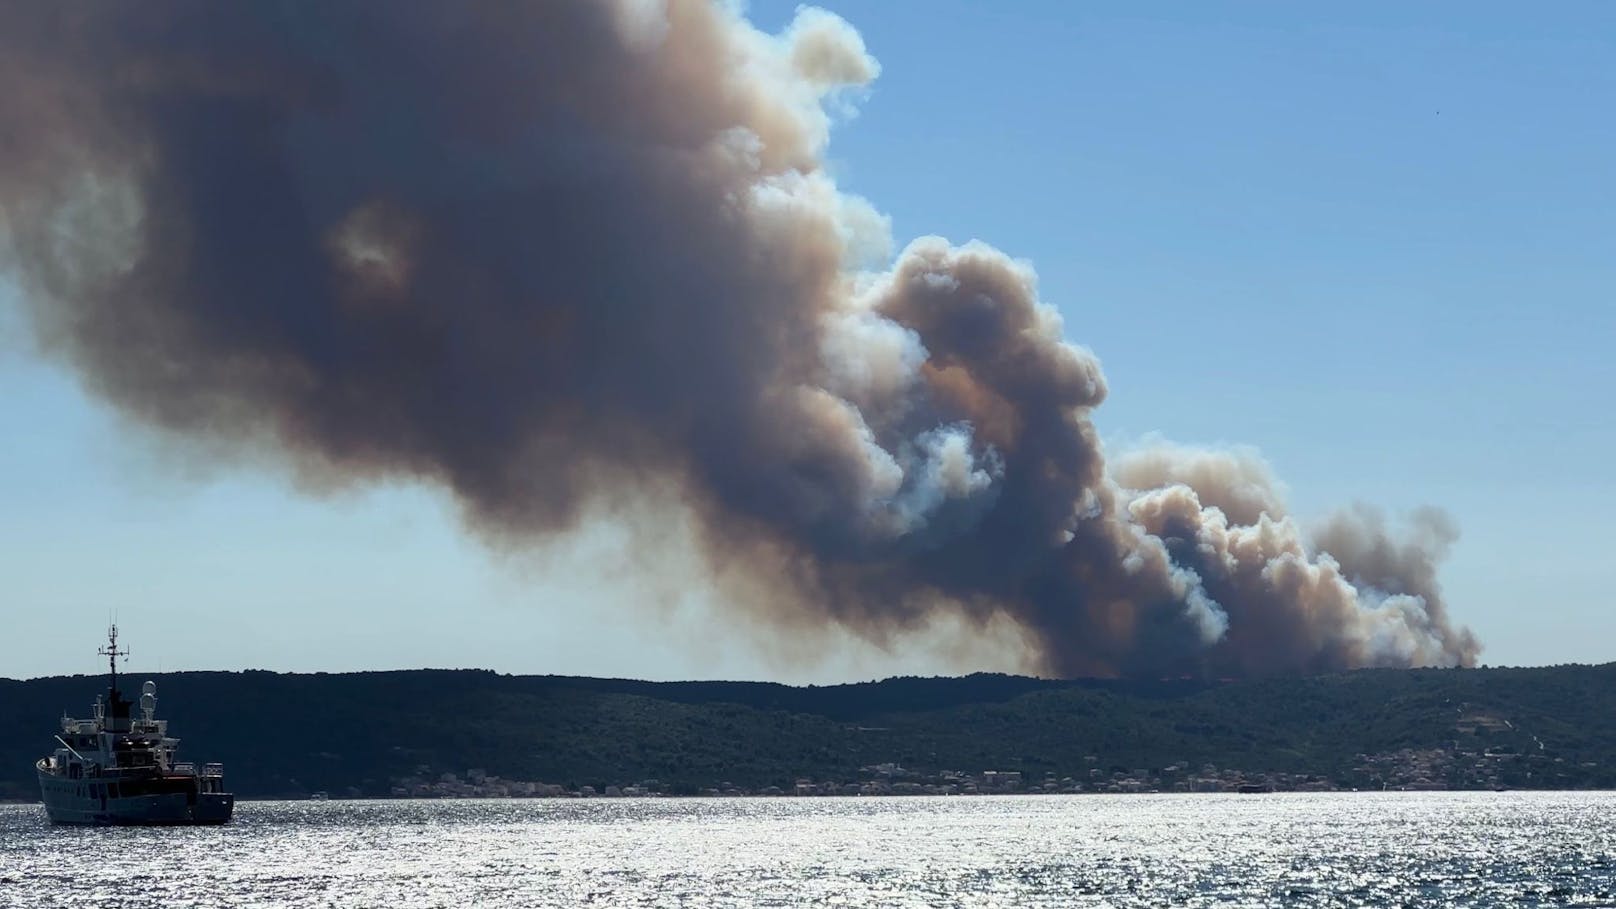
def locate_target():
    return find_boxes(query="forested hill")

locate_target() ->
[4,665,1616,800]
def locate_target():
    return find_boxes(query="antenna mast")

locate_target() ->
[99,623,128,695]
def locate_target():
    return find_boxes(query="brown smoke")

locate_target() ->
[0,1,1478,677]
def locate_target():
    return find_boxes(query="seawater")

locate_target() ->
[2,792,1614,907]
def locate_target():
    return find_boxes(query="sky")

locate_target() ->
[2,1,1612,682]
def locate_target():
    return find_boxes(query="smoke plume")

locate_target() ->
[0,1,1478,676]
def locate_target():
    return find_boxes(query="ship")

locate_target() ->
[35,625,234,825]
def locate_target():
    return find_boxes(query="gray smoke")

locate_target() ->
[0,0,1478,676]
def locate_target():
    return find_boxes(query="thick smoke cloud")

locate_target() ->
[0,1,1478,676]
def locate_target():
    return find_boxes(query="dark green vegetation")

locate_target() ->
[4,665,1615,800]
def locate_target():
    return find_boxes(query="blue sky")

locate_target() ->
[2,2,1612,680]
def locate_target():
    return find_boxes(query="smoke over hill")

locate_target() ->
[0,1,1478,676]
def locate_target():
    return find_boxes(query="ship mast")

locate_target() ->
[99,623,128,697]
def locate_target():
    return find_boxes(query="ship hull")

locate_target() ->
[38,768,234,826]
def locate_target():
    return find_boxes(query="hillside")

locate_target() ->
[4,665,1616,800]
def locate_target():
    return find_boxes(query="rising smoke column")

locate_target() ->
[0,0,1478,676]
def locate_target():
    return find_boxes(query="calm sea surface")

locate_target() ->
[2,792,1614,907]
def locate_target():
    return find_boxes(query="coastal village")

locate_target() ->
[388,743,1560,800]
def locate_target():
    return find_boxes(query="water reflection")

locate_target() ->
[2,792,1614,907]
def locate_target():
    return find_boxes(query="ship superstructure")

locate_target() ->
[35,625,233,825]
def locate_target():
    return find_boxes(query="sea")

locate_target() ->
[2,791,1614,907]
